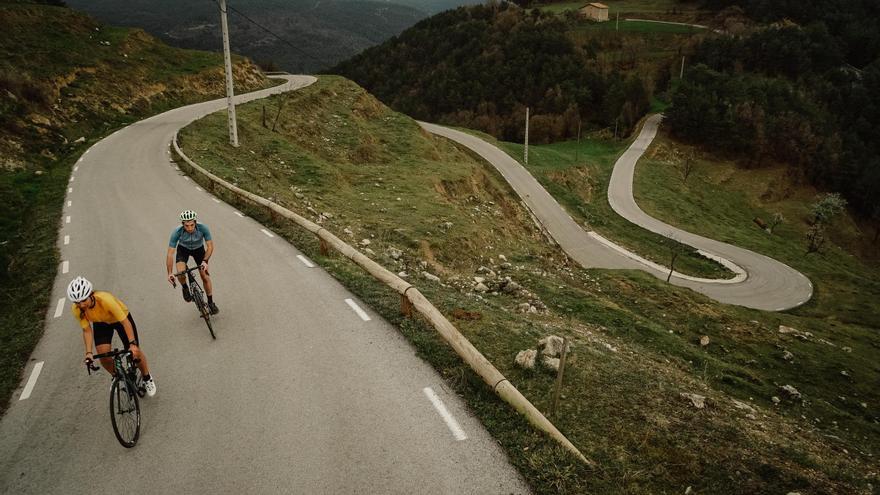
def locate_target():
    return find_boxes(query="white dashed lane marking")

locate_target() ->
[73,166,78,172]
[53,298,65,318]
[260,229,275,238]
[62,261,69,274]
[423,387,467,441]
[297,255,314,268]
[68,187,72,193]
[67,201,71,207]
[344,298,371,322]
[212,198,221,203]
[234,212,244,218]
[64,235,70,245]
[19,361,44,401]
[196,186,203,192]
[65,216,71,224]
[69,177,74,183]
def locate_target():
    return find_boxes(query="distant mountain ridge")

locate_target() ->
[66,0,481,72]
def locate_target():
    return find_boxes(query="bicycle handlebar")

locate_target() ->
[174,264,205,277]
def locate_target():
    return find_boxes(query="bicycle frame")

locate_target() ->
[174,264,216,339]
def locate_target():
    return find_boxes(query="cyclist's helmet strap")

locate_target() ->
[179,209,197,222]
[67,276,93,302]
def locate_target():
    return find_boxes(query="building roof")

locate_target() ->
[587,2,608,8]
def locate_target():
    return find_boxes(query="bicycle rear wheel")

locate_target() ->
[191,284,216,339]
[110,378,140,448]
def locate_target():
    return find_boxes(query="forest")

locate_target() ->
[331,3,652,143]
[667,0,880,216]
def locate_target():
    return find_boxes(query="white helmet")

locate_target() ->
[179,210,197,222]
[67,276,93,302]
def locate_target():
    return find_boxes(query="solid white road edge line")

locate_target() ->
[345,298,371,321]
[260,229,275,238]
[19,361,44,401]
[423,387,467,441]
[297,255,315,268]
[62,261,69,274]
[53,298,65,318]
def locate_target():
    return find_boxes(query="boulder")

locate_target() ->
[538,335,570,357]
[422,272,440,283]
[515,349,537,369]
[680,393,706,409]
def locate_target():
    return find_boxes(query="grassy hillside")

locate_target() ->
[178,75,878,494]
[0,1,273,413]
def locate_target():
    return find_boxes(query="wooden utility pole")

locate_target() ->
[219,0,239,147]
[524,106,530,165]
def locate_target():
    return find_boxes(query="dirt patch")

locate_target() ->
[546,166,595,203]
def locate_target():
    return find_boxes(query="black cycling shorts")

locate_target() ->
[176,245,206,266]
[93,313,140,348]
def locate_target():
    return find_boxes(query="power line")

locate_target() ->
[207,0,328,68]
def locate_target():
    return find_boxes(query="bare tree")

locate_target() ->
[768,212,784,234]
[681,154,694,182]
[806,192,846,253]
[665,233,687,282]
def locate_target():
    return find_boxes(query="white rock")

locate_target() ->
[731,399,756,413]
[772,396,781,404]
[680,393,706,409]
[515,349,537,369]
[700,335,710,347]
[397,271,408,278]
[780,385,802,400]
[517,302,531,313]
[538,335,570,357]
[782,350,794,361]
[474,283,489,292]
[542,356,560,372]
[74,137,85,144]
[359,239,371,246]
[422,272,440,283]
[343,227,353,235]
[388,248,402,260]
[498,254,507,261]
[473,276,485,284]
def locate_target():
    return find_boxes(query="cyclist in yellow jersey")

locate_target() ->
[67,276,156,397]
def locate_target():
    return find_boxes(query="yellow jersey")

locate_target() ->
[71,291,129,330]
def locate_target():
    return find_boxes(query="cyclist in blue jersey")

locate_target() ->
[166,210,219,314]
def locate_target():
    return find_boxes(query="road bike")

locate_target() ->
[86,349,144,448]
[174,264,216,339]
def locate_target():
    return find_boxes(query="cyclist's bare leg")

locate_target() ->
[95,343,115,375]
[199,269,213,297]
[175,260,187,285]
[130,346,150,377]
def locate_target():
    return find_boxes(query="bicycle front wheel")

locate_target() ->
[110,378,141,448]
[191,285,216,339]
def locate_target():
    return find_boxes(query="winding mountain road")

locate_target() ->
[420,118,812,311]
[0,77,529,494]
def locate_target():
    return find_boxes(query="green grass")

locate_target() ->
[570,18,706,34]
[0,3,275,414]
[633,133,880,328]
[178,75,878,494]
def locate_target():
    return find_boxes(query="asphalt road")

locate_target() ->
[0,77,529,494]
[420,119,813,311]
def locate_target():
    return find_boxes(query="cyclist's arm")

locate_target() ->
[204,240,214,263]
[81,325,94,358]
[166,246,176,276]
[120,317,136,345]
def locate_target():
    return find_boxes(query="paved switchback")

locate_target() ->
[420,119,812,311]
[0,76,529,494]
